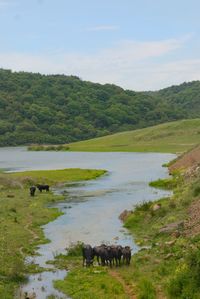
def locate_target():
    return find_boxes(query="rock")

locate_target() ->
[154,259,161,264]
[119,209,132,222]
[24,292,36,299]
[152,203,161,211]
[165,240,176,246]
[159,221,184,234]
[164,253,174,259]
[171,231,181,238]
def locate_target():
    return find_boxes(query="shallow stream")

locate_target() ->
[0,147,175,298]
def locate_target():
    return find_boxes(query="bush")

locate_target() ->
[66,242,83,257]
[193,186,200,197]
[134,201,152,212]
[167,250,200,298]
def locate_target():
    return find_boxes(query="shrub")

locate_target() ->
[193,186,200,197]
[66,242,83,257]
[167,250,200,298]
[134,201,152,212]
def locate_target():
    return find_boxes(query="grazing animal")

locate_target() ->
[110,245,123,266]
[94,244,113,267]
[36,184,49,192]
[30,186,36,197]
[106,245,114,267]
[93,245,103,265]
[122,246,131,265]
[82,244,94,267]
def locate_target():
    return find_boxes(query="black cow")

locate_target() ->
[82,244,94,267]
[94,244,113,267]
[36,184,49,192]
[30,186,36,197]
[122,246,131,265]
[93,245,103,265]
[111,245,123,266]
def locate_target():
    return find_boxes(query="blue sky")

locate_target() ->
[0,0,200,90]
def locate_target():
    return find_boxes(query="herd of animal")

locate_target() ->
[29,184,50,196]
[82,244,131,267]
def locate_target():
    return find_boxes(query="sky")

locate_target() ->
[0,0,200,90]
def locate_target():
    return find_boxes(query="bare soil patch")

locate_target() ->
[185,198,200,237]
[169,145,200,173]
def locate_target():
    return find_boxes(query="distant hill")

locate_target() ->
[0,68,200,146]
[57,119,200,153]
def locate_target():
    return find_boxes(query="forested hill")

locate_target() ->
[0,68,200,146]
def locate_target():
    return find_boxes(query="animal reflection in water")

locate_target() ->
[83,244,132,267]
[19,290,36,299]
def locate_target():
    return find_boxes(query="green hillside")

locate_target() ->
[63,119,200,153]
[1,69,200,146]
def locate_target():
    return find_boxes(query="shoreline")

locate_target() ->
[0,168,106,299]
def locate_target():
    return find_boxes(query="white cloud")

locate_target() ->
[0,36,198,90]
[86,25,119,32]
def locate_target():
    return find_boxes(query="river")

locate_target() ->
[0,147,175,298]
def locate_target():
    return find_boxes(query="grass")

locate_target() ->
[54,268,129,299]
[28,119,200,153]
[50,243,129,299]
[7,168,106,186]
[149,172,182,190]
[0,168,105,299]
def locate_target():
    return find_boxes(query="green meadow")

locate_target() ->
[29,119,200,153]
[0,168,105,299]
[67,119,200,153]
[8,168,106,186]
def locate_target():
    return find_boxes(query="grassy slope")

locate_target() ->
[0,168,105,299]
[119,164,200,298]
[35,119,200,153]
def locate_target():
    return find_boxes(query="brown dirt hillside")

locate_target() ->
[169,144,200,238]
[169,144,200,173]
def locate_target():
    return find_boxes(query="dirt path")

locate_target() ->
[109,270,137,299]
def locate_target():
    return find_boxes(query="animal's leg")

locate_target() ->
[82,257,85,267]
[97,256,100,265]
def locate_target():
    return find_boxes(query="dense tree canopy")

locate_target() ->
[0,69,199,146]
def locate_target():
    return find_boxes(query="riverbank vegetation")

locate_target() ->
[32,119,200,153]
[0,168,105,299]
[1,69,200,146]
[121,147,200,298]
[53,145,200,298]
